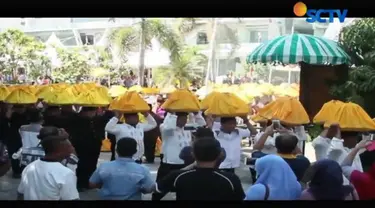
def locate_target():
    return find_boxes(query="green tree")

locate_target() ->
[53,47,91,83]
[331,18,375,116]
[28,55,52,80]
[107,18,182,86]
[153,46,207,88]
[0,29,48,80]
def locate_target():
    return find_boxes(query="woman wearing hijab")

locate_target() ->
[244,155,302,200]
[300,159,358,200]
[340,138,375,200]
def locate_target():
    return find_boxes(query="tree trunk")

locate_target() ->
[205,18,218,86]
[138,18,146,87]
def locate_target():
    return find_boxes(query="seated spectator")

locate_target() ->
[300,159,358,200]
[275,133,311,181]
[250,125,310,181]
[244,155,302,200]
[89,137,154,200]
[341,138,375,200]
[17,127,79,200]
[180,127,226,167]
[153,138,245,200]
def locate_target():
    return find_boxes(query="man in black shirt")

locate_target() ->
[153,138,245,200]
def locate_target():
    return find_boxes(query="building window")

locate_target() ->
[196,32,208,45]
[80,33,94,45]
[249,30,268,43]
[218,59,236,76]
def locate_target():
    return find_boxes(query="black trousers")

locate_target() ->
[76,148,101,189]
[7,144,22,175]
[144,136,158,163]
[110,138,116,161]
[152,162,186,201]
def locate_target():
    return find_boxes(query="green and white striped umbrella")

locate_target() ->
[247,34,351,65]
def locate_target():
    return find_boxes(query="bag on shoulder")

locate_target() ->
[20,146,45,166]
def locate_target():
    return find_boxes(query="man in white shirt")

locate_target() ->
[313,124,364,184]
[17,127,79,200]
[152,111,206,200]
[105,112,157,163]
[312,124,338,161]
[327,131,364,172]
[211,117,252,173]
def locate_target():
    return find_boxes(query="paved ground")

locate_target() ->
[0,143,316,200]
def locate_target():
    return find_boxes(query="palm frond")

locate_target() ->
[154,46,208,88]
[107,27,138,61]
[147,19,183,63]
[176,18,197,35]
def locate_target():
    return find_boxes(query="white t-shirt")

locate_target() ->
[160,113,206,164]
[214,128,251,169]
[105,115,157,160]
[18,159,79,200]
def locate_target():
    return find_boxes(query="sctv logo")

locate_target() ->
[293,2,348,23]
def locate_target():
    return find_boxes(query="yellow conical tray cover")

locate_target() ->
[74,90,110,107]
[94,86,112,103]
[36,86,55,99]
[313,100,344,124]
[205,92,249,117]
[258,97,310,125]
[0,86,10,101]
[109,91,150,113]
[162,89,201,112]
[142,87,160,95]
[7,85,20,93]
[324,102,375,132]
[128,85,143,93]
[5,88,37,104]
[43,89,77,106]
[251,113,267,123]
[50,83,69,90]
[201,91,222,110]
[108,85,127,97]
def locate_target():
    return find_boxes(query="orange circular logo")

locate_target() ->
[293,2,307,17]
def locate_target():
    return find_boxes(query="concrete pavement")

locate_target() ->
[0,143,316,200]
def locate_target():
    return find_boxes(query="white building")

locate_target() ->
[0,18,330,76]
[183,18,330,77]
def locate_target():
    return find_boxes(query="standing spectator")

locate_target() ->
[152,112,206,200]
[17,127,79,200]
[340,138,375,200]
[300,159,358,200]
[153,138,245,200]
[244,155,302,200]
[89,138,154,200]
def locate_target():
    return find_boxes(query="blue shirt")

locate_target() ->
[89,157,154,200]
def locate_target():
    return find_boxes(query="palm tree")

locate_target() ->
[154,46,208,88]
[106,18,182,86]
[177,18,240,85]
